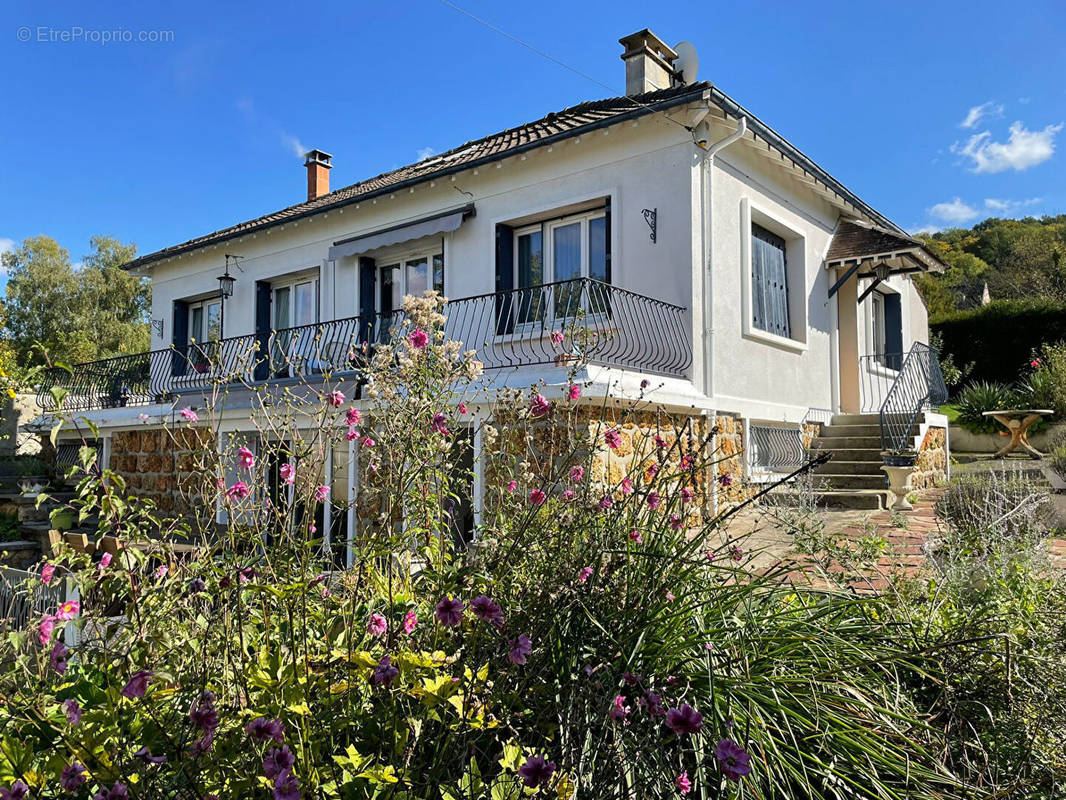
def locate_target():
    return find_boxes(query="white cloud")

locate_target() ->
[928,197,980,224]
[281,132,307,159]
[416,146,436,161]
[952,121,1063,173]
[960,101,1004,129]
[909,224,942,236]
[984,196,1042,214]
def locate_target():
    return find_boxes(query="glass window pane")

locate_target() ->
[380,265,400,314]
[588,216,607,283]
[294,282,316,326]
[432,254,444,295]
[206,302,222,340]
[406,257,429,297]
[553,222,582,319]
[517,231,543,289]
[273,287,291,329]
[329,443,351,568]
[191,306,203,341]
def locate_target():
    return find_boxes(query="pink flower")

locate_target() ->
[408,328,429,349]
[345,427,360,441]
[568,383,581,400]
[367,613,387,637]
[621,478,633,495]
[529,393,550,417]
[56,600,79,621]
[434,596,465,627]
[670,514,682,531]
[654,435,666,448]
[506,480,518,494]
[345,407,362,426]
[314,485,330,502]
[361,437,376,448]
[508,634,532,665]
[430,413,451,436]
[41,563,55,585]
[237,446,255,469]
[569,465,584,482]
[327,390,345,407]
[180,407,199,423]
[121,669,153,699]
[529,489,547,506]
[640,378,650,389]
[562,488,575,501]
[577,566,593,583]
[1031,358,1042,368]
[458,402,468,414]
[98,552,112,572]
[680,454,692,470]
[609,695,630,722]
[675,771,692,795]
[665,703,703,736]
[647,492,661,510]
[730,546,744,562]
[714,738,753,782]
[155,565,168,579]
[279,463,295,485]
[681,487,692,503]
[629,529,643,543]
[665,589,676,601]
[646,463,660,478]
[226,481,250,500]
[549,331,564,346]
[403,610,418,634]
[604,429,622,449]
[599,496,612,510]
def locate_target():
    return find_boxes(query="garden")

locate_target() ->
[1,294,1064,799]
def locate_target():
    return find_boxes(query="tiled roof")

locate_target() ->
[826,220,946,271]
[123,84,711,271]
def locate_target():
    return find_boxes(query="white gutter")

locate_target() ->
[698,116,747,402]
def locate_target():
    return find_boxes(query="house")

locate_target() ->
[33,28,950,548]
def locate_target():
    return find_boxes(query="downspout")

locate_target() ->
[695,115,747,513]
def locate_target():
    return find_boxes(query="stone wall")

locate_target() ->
[108,427,215,518]
[913,426,948,491]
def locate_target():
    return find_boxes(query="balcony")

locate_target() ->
[36,279,692,413]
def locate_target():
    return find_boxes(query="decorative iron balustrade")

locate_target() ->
[878,342,948,452]
[858,352,904,413]
[37,279,692,412]
[747,424,806,473]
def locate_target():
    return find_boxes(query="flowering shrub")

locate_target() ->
[0,293,965,798]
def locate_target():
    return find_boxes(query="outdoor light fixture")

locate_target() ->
[218,256,238,298]
[874,262,891,282]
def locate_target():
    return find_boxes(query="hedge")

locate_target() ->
[931,299,1066,385]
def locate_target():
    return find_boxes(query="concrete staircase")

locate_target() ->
[809,413,919,510]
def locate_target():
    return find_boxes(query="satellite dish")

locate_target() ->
[674,41,699,84]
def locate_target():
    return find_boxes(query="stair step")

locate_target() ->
[813,460,885,476]
[814,490,889,511]
[831,413,883,426]
[816,474,888,490]
[811,447,883,462]
[811,435,883,449]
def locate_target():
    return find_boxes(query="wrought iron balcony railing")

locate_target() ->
[36,279,692,412]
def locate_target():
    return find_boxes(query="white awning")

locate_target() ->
[328,204,475,260]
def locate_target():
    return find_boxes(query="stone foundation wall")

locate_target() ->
[913,426,948,491]
[108,427,216,518]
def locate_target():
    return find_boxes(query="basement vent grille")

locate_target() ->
[748,424,805,473]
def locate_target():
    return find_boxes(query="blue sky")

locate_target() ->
[1,0,1064,269]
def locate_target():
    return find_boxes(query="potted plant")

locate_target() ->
[880,449,918,510]
[881,449,917,467]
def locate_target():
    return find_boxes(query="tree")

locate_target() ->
[1,235,149,372]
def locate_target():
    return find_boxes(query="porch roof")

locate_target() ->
[825,219,947,276]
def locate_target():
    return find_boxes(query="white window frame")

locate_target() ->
[740,197,809,353]
[513,209,607,288]
[272,275,320,331]
[188,298,222,344]
[376,249,444,314]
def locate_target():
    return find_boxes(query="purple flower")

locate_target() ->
[60,763,87,792]
[609,694,630,722]
[529,394,550,417]
[273,769,301,800]
[517,756,556,788]
[188,577,207,594]
[190,731,215,756]
[246,717,286,743]
[508,634,532,665]
[63,699,82,725]
[717,473,733,488]
[470,595,504,629]
[434,596,464,627]
[714,738,752,782]
[665,703,704,736]
[345,408,362,427]
[134,746,167,764]
[408,328,429,350]
[94,782,127,800]
[604,428,622,449]
[0,781,28,800]
[263,746,296,780]
[51,641,69,674]
[370,655,399,687]
[430,413,451,436]
[121,670,152,699]
[644,691,665,718]
[189,699,219,733]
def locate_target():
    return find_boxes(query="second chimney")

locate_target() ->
[304,149,333,201]
[619,29,678,96]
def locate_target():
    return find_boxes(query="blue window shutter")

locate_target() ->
[358,257,376,346]
[171,300,189,377]
[495,224,515,334]
[752,224,790,338]
[885,293,902,365]
[253,281,272,381]
[603,197,612,284]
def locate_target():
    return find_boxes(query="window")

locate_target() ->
[274,279,318,331]
[514,209,607,323]
[271,277,320,376]
[378,253,444,314]
[870,290,903,370]
[750,223,790,339]
[871,293,886,359]
[188,299,221,373]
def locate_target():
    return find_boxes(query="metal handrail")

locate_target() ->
[37,279,692,412]
[878,342,948,452]
[858,352,904,413]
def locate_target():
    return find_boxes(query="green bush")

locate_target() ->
[932,299,1066,385]
[954,380,1018,434]
[1022,342,1066,418]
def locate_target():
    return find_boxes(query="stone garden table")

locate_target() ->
[982,409,1053,458]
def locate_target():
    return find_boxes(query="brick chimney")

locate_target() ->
[619,29,678,96]
[303,149,332,201]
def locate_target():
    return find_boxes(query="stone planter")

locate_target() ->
[881,464,916,510]
[881,451,917,468]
